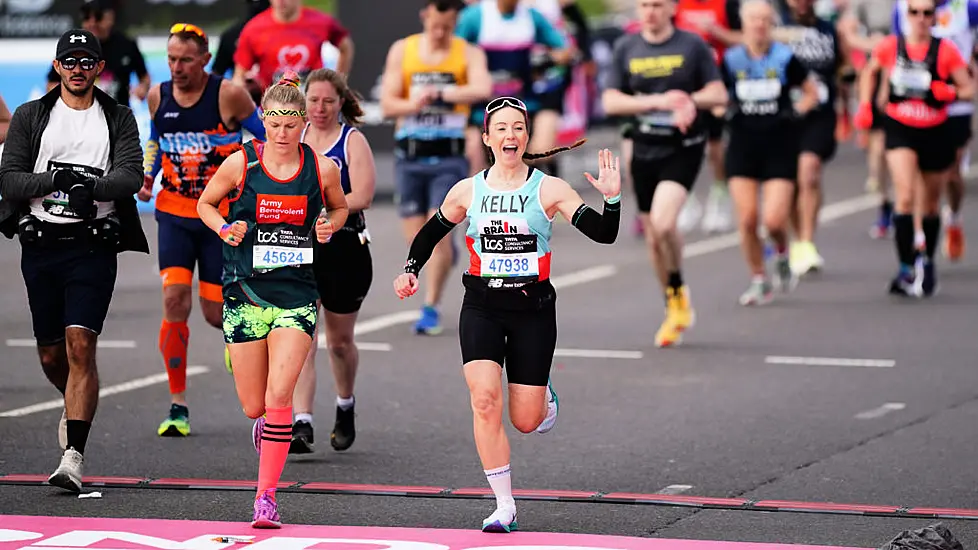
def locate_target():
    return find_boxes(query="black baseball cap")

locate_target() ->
[80,0,114,18]
[56,29,102,60]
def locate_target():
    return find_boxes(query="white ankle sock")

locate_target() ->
[484,464,515,510]
[337,395,355,411]
[294,413,313,425]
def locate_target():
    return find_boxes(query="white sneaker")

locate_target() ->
[535,379,559,434]
[48,448,84,493]
[58,408,67,450]
[677,194,703,234]
[482,506,518,533]
[701,186,732,233]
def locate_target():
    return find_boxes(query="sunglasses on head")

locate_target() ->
[59,57,98,71]
[908,8,935,16]
[170,22,208,40]
[485,96,527,115]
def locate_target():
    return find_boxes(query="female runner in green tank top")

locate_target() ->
[394,96,622,533]
[196,71,350,529]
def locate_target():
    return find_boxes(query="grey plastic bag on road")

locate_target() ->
[878,523,964,550]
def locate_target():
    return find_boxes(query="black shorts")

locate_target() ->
[630,143,706,212]
[21,241,118,345]
[705,111,725,141]
[800,110,838,162]
[458,276,557,387]
[883,117,956,173]
[313,229,372,314]
[946,114,973,149]
[726,128,800,182]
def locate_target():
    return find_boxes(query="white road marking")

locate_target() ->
[6,339,137,349]
[765,356,896,368]
[317,341,392,352]
[553,348,643,359]
[0,366,211,418]
[353,310,422,336]
[855,402,907,420]
[550,264,619,288]
[657,484,694,495]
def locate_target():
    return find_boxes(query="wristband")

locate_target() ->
[219,223,232,242]
[604,193,622,205]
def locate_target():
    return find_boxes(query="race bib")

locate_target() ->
[253,245,313,270]
[478,217,539,279]
[253,193,314,272]
[890,65,932,93]
[736,78,782,102]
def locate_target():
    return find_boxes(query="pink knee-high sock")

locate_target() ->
[256,406,292,500]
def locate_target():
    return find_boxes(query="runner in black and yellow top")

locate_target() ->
[197,71,349,529]
[394,96,620,533]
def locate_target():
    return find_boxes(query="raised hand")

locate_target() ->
[583,148,621,200]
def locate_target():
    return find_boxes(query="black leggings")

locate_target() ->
[458,276,557,387]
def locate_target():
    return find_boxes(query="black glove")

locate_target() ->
[67,183,97,220]
[52,169,86,193]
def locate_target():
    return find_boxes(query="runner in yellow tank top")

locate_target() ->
[380,0,492,336]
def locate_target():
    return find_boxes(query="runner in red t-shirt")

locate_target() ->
[232,0,355,89]
[854,0,974,297]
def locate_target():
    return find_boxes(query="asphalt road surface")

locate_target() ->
[1,131,977,549]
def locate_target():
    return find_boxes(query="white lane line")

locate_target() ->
[6,339,137,349]
[0,366,211,418]
[317,341,392,351]
[348,264,619,338]
[656,484,694,495]
[765,356,896,368]
[550,264,618,288]
[553,348,643,359]
[855,402,906,419]
[329,192,887,339]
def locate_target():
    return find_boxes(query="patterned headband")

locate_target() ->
[261,108,306,118]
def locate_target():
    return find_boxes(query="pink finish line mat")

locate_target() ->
[0,515,871,549]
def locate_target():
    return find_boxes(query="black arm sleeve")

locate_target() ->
[404,209,458,275]
[726,0,742,31]
[562,2,593,61]
[786,55,811,87]
[571,199,620,244]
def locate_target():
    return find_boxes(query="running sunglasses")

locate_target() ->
[483,96,528,130]
[59,57,98,71]
[170,23,208,40]
[908,8,935,16]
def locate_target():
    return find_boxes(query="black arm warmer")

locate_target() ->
[571,199,620,244]
[404,209,458,275]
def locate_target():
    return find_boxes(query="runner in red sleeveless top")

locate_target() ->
[854,0,974,297]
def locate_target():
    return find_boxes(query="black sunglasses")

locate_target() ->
[908,8,935,16]
[59,57,98,71]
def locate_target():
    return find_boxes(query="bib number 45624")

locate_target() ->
[253,245,313,270]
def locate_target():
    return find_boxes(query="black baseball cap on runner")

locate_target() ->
[56,29,102,60]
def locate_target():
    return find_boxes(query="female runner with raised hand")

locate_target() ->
[197,71,349,528]
[394,96,620,533]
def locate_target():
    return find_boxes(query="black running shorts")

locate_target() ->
[799,110,838,162]
[458,275,557,387]
[313,229,373,314]
[883,116,956,173]
[945,114,973,150]
[726,129,800,182]
[630,143,706,212]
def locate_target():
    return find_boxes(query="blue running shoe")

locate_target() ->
[414,305,442,335]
